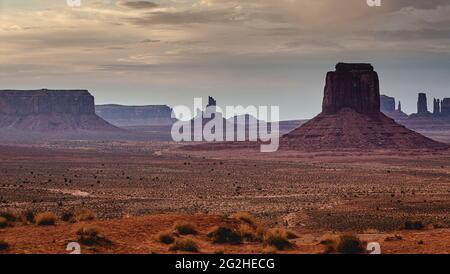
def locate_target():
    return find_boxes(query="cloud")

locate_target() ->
[389,0,450,10]
[126,8,239,25]
[118,0,158,10]
[140,39,161,43]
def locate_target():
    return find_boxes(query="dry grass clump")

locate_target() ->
[337,234,364,254]
[174,221,198,235]
[256,225,266,242]
[0,240,10,251]
[76,226,113,246]
[74,208,96,222]
[207,226,242,245]
[404,220,425,230]
[0,211,17,222]
[169,238,199,252]
[231,212,257,228]
[61,208,96,223]
[320,239,337,254]
[0,217,7,229]
[157,230,175,245]
[20,210,35,224]
[238,224,258,242]
[61,211,75,222]
[35,212,57,226]
[263,228,293,250]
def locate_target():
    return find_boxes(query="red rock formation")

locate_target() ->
[0,89,119,131]
[380,95,396,113]
[95,104,174,126]
[322,63,380,115]
[282,63,446,151]
[441,98,450,116]
[433,98,441,115]
[417,93,429,115]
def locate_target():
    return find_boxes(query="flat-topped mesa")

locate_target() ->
[0,89,95,115]
[95,104,174,126]
[0,89,118,131]
[380,95,396,113]
[322,62,380,115]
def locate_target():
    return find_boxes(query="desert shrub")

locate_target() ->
[169,238,199,252]
[238,224,257,242]
[35,212,56,226]
[404,220,425,230]
[76,226,112,246]
[231,212,257,228]
[0,211,17,222]
[337,234,364,254]
[74,208,96,222]
[20,210,35,224]
[0,217,8,229]
[207,226,242,244]
[0,240,9,251]
[157,230,175,245]
[320,239,337,254]
[174,222,198,235]
[263,228,293,250]
[61,211,75,222]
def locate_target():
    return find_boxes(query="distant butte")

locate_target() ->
[0,89,119,131]
[282,63,447,151]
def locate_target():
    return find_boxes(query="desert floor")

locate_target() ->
[0,141,449,254]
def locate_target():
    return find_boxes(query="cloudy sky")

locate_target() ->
[1,0,450,119]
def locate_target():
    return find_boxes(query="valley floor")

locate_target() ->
[0,141,449,254]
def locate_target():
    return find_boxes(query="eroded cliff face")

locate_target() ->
[0,89,118,131]
[0,89,95,115]
[95,104,175,126]
[417,93,429,115]
[442,99,450,116]
[380,95,396,113]
[282,63,446,151]
[322,63,380,115]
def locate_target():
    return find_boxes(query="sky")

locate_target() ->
[1,0,450,120]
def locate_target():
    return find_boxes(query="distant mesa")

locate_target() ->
[380,95,408,120]
[187,96,261,141]
[282,63,446,151]
[380,95,395,113]
[430,96,450,118]
[383,93,450,135]
[0,89,119,132]
[95,104,175,127]
[417,93,430,115]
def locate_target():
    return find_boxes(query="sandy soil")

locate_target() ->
[1,213,449,254]
[0,141,449,253]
